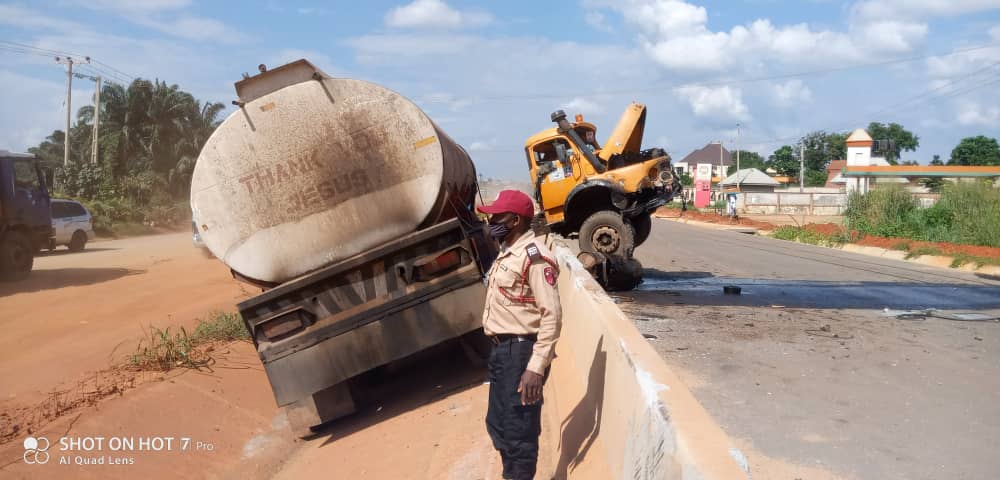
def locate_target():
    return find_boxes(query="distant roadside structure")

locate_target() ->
[822,128,1000,194]
[720,168,780,193]
[825,160,847,189]
[675,142,733,182]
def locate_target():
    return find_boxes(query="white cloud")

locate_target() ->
[563,97,605,115]
[266,49,340,76]
[0,70,91,152]
[991,24,1000,41]
[418,92,473,112]
[852,0,1000,20]
[585,11,613,32]
[855,20,928,52]
[66,0,245,44]
[469,139,498,151]
[296,7,330,15]
[385,0,492,29]
[77,0,191,12]
[771,79,813,107]
[0,5,87,32]
[957,101,1000,126]
[147,17,246,43]
[589,0,933,73]
[349,33,478,60]
[674,85,750,121]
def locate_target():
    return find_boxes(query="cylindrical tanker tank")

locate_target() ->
[191,60,477,283]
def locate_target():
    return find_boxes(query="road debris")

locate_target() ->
[882,308,998,322]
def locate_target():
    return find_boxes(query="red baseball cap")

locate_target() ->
[477,189,535,217]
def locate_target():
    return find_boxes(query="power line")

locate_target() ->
[93,59,135,82]
[78,63,130,85]
[865,62,1000,118]
[0,40,85,57]
[928,72,1000,103]
[0,39,137,84]
[0,45,53,58]
[417,41,1000,105]
[740,62,1000,150]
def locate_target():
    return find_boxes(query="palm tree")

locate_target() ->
[60,77,226,203]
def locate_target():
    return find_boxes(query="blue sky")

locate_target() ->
[1,0,999,179]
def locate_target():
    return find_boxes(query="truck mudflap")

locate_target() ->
[238,218,493,408]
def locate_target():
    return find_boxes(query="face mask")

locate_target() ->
[489,222,511,242]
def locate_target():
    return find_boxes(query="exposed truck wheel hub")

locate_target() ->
[592,226,621,254]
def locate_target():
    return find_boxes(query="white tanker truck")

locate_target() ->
[191,60,497,436]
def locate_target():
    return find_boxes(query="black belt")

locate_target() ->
[490,333,537,345]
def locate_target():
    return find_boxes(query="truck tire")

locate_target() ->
[0,231,33,281]
[579,210,634,256]
[601,255,644,291]
[630,213,652,247]
[68,230,87,252]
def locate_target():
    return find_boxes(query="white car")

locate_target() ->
[51,199,95,251]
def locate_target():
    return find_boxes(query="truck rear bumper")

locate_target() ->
[262,280,486,406]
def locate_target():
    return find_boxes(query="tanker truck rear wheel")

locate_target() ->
[579,211,634,257]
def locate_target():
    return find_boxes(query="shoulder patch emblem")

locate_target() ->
[544,266,557,286]
[525,243,542,262]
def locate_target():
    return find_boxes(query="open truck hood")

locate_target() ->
[597,102,646,161]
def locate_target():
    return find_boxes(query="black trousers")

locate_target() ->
[486,338,543,480]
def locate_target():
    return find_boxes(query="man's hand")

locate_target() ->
[517,370,544,405]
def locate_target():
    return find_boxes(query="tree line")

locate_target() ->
[726,122,1000,188]
[28,79,225,232]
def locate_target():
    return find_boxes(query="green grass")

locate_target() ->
[950,254,1000,268]
[772,225,800,241]
[771,226,843,247]
[129,312,249,371]
[192,311,249,342]
[890,241,911,251]
[904,246,943,259]
[845,182,1000,247]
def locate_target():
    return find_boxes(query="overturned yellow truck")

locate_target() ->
[525,104,682,258]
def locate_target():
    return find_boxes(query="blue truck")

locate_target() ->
[0,150,53,280]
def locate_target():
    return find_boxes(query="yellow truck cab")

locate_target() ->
[525,103,681,256]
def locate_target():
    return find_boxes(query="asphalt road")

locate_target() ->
[623,219,1000,480]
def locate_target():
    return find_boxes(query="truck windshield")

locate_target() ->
[13,159,40,190]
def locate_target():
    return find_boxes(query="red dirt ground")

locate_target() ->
[801,223,846,237]
[856,236,1000,261]
[654,208,778,230]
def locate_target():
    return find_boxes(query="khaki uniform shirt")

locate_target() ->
[483,231,562,375]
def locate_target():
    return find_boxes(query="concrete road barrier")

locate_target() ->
[543,241,751,479]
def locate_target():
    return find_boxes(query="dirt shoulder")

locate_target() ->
[0,233,252,409]
[0,233,515,480]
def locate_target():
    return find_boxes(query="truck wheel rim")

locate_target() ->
[592,226,621,253]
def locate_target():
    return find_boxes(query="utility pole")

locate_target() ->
[736,122,741,191]
[92,75,101,164]
[736,122,741,172]
[717,140,723,200]
[55,56,90,166]
[799,143,805,193]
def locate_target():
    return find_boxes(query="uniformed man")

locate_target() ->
[477,189,562,480]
